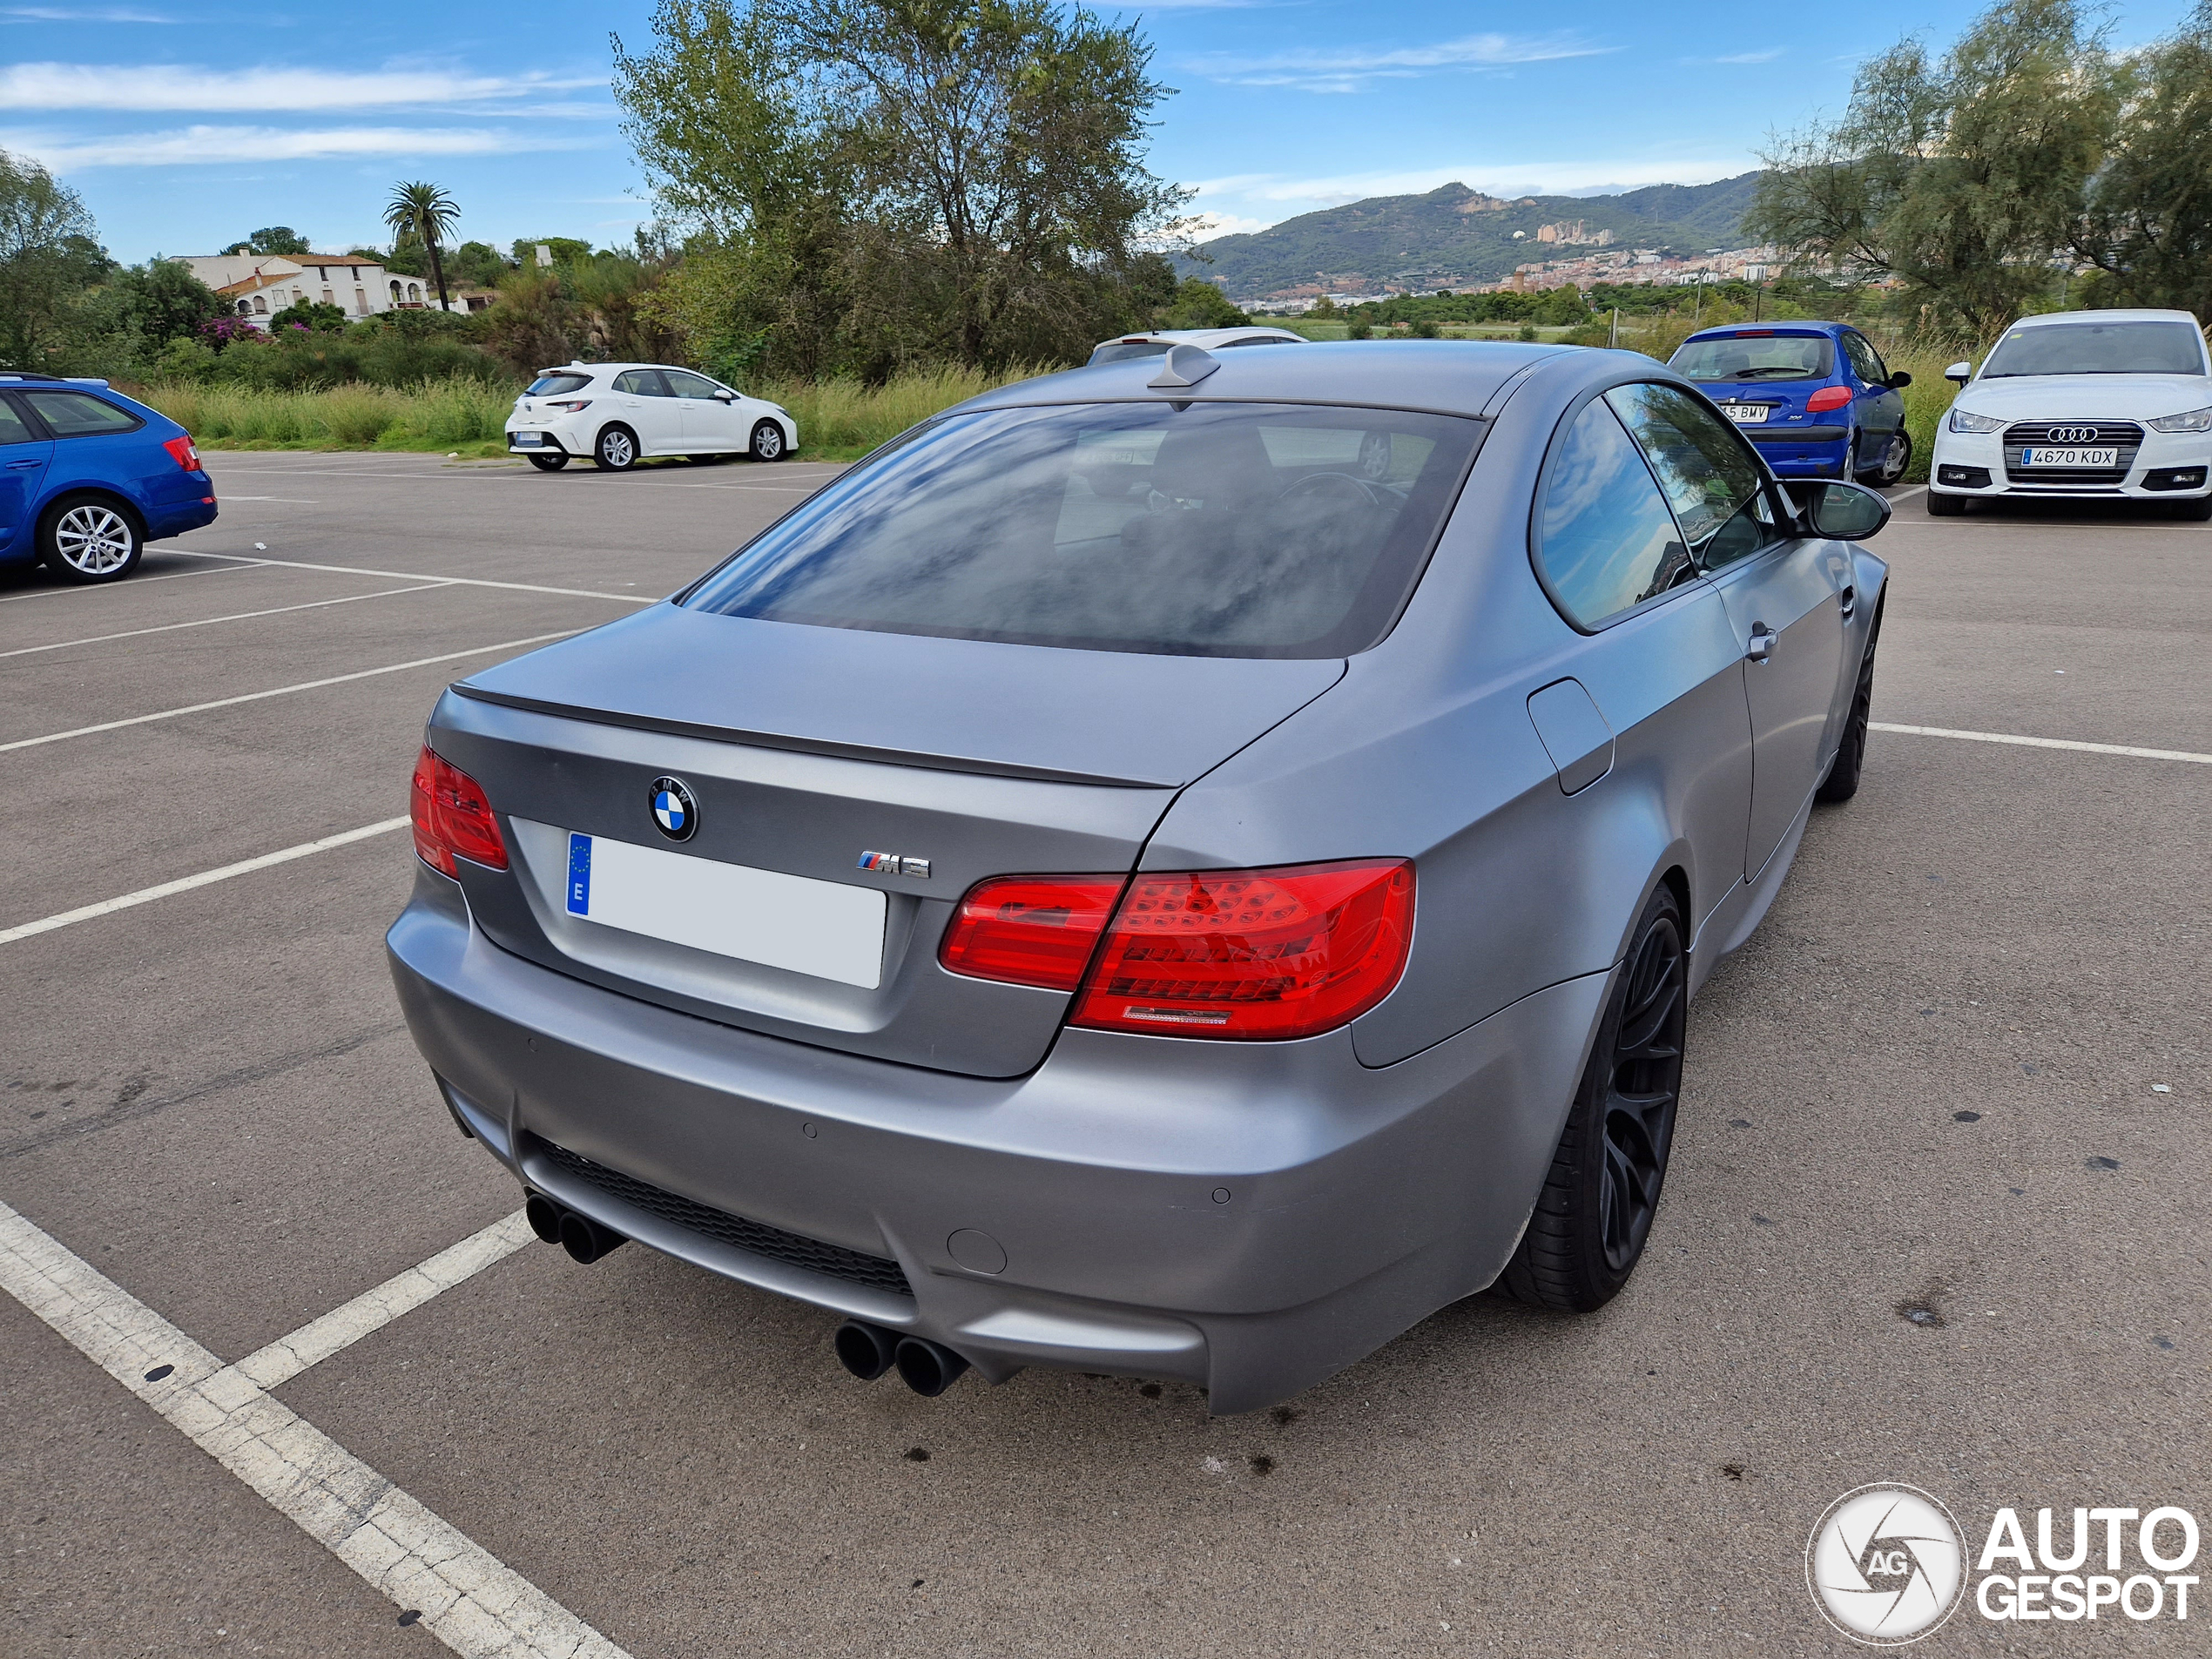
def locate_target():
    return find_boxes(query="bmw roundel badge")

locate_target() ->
[649,776,698,841]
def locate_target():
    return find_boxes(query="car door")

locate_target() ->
[0,394,54,556]
[1841,332,1905,455]
[1527,393,1754,922]
[662,368,744,452]
[609,369,681,454]
[1608,381,1846,880]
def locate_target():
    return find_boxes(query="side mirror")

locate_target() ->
[1946,361,1973,386]
[1887,370,1912,389]
[1803,480,1892,541]
[714,388,738,401]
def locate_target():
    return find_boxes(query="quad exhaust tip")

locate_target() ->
[836,1319,971,1396]
[524,1190,627,1264]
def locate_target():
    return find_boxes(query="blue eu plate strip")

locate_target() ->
[566,833,591,915]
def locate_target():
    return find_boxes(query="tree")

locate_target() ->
[87,259,228,350]
[0,148,110,367]
[383,182,461,311]
[446,239,511,289]
[1750,0,2117,333]
[222,226,312,257]
[2072,1,2212,314]
[1160,276,1246,328]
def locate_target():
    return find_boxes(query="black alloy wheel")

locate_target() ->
[527,452,569,472]
[1497,886,1687,1312]
[595,426,638,470]
[1816,611,1880,804]
[749,420,786,462]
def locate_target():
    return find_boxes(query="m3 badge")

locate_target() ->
[857,850,930,879]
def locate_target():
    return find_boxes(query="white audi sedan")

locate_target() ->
[506,363,799,472]
[1928,309,2212,519]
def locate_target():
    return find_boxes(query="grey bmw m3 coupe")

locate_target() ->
[389,340,1890,1413]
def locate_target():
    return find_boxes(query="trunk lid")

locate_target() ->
[431,606,1343,1077]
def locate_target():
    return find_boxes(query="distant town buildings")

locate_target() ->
[1242,245,1787,308]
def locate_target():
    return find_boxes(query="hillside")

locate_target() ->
[1184,172,1764,300]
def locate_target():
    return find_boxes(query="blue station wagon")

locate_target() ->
[0,374,218,584]
[1668,323,1913,487]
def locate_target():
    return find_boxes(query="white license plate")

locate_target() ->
[511,432,543,446]
[1721,404,1770,425]
[564,833,887,988]
[2020,446,2117,467]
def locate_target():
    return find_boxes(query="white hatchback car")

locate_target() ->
[506,363,799,472]
[1086,326,1306,366]
[1929,309,2212,519]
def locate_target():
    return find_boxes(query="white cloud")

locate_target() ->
[2,6,178,20]
[1185,32,1608,91]
[0,62,597,111]
[1190,212,1273,239]
[1709,48,1785,64]
[2,124,563,170]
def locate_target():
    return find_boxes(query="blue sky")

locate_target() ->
[1,0,2194,263]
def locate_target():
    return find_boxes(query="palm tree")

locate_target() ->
[382,181,461,313]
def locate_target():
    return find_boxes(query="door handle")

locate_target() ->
[5,459,39,470]
[1838,584,1856,619]
[1746,623,1778,664]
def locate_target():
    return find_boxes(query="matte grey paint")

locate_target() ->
[1525,678,1615,795]
[388,340,1886,1410]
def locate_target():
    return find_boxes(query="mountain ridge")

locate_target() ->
[1182,172,1764,300]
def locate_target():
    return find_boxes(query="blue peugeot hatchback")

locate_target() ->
[1667,323,1913,487]
[0,374,217,584]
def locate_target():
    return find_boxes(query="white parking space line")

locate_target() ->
[0,583,453,660]
[0,558,255,604]
[234,1211,534,1390]
[0,629,579,755]
[1872,722,2212,765]
[164,549,658,605]
[0,1197,634,1659]
[0,819,409,945]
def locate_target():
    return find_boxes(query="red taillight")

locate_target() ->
[940,874,1125,990]
[410,746,508,877]
[943,860,1414,1040]
[1807,386,1853,413]
[162,434,200,471]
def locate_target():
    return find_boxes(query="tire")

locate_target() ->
[749,420,787,462]
[2165,496,2212,522]
[39,494,143,584]
[1925,489,1966,516]
[527,452,569,472]
[1496,885,1687,1313]
[1858,429,1911,489]
[1816,606,1880,805]
[594,426,638,470]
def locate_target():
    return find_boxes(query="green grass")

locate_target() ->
[752,364,1045,459]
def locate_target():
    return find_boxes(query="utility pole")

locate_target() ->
[1609,307,1620,348]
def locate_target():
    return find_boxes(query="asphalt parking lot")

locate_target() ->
[3,453,2207,1657]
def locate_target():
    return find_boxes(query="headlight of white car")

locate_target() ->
[1946,408,2005,435]
[2147,406,2212,434]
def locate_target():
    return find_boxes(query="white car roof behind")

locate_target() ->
[2007,308,2204,329]
[1094,326,1305,350]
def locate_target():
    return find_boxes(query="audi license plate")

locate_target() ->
[2020,446,2118,468]
[1721,404,1770,425]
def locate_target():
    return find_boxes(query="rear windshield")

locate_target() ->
[683,401,1483,658]
[1669,334,1833,382]
[1087,341,1173,365]
[527,373,592,395]
[1980,320,2206,377]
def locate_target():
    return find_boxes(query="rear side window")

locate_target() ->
[0,397,36,445]
[527,373,591,395]
[1669,334,1833,382]
[22,389,143,437]
[1534,401,1691,629]
[684,401,1483,658]
[612,369,671,395]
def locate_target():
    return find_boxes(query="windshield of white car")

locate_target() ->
[1669,335,1833,382]
[1980,321,2206,378]
[682,401,1483,658]
[1088,341,1175,364]
[527,374,591,395]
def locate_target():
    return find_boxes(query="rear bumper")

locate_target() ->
[1743,426,1852,475]
[147,496,218,538]
[387,864,1606,1412]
